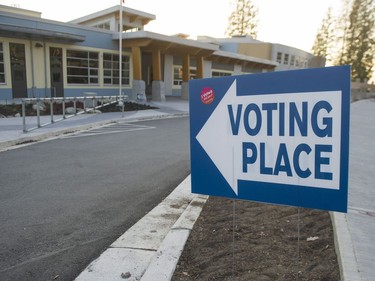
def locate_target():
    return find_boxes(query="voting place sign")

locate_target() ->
[190,66,350,212]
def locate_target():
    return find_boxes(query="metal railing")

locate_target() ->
[22,95,128,133]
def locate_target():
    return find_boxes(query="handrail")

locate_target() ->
[22,95,128,133]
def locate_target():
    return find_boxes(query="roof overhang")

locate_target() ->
[209,50,278,69]
[70,5,156,31]
[115,30,218,57]
[115,31,277,69]
[0,23,85,43]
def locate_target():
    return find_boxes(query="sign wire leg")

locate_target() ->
[297,207,301,281]
[232,199,236,280]
[231,145,236,280]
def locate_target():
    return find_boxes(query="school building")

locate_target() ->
[0,4,324,102]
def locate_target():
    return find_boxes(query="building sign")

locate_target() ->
[190,66,350,212]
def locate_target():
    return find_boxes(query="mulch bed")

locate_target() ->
[0,101,157,117]
[172,196,340,281]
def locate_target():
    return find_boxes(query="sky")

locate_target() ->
[1,0,343,53]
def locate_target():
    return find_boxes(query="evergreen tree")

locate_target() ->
[335,0,353,66]
[311,7,335,63]
[226,0,258,39]
[340,0,375,82]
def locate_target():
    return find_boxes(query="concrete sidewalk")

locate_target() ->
[74,175,208,281]
[331,99,375,281]
[1,98,374,281]
[0,98,188,151]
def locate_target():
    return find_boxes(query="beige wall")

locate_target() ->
[237,43,272,60]
[0,5,41,18]
[309,56,326,68]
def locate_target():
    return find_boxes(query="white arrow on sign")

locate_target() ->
[196,79,342,196]
[196,80,240,195]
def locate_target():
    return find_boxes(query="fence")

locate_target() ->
[22,95,128,133]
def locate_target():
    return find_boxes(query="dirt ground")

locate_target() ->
[172,196,340,281]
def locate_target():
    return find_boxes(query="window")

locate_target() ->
[103,53,130,85]
[67,50,99,84]
[94,21,110,30]
[284,54,289,65]
[295,58,300,67]
[0,43,5,84]
[189,69,196,80]
[173,66,196,85]
[276,52,282,63]
[212,71,232,78]
[290,55,295,66]
[173,66,183,85]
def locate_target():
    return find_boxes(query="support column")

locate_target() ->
[152,49,162,81]
[203,60,212,78]
[131,46,146,102]
[182,54,190,82]
[152,49,165,102]
[196,56,204,79]
[234,64,242,75]
[181,54,190,100]
[132,46,142,80]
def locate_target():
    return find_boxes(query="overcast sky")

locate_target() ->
[1,0,343,52]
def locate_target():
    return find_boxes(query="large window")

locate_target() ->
[173,66,183,85]
[173,66,196,85]
[276,52,282,64]
[212,71,232,78]
[0,43,5,84]
[66,50,99,84]
[103,53,130,85]
[94,21,110,30]
[290,55,295,66]
[284,54,289,65]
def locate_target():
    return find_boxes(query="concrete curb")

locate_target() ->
[74,175,208,281]
[0,119,116,150]
[331,212,362,281]
[141,195,207,281]
[0,112,189,151]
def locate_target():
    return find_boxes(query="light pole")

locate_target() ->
[119,0,125,117]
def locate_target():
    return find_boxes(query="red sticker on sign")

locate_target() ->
[200,87,215,104]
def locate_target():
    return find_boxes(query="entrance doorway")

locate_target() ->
[10,43,27,99]
[49,47,64,97]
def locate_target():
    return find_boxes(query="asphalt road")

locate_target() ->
[0,117,190,281]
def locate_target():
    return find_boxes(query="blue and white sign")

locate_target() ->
[190,66,350,212]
